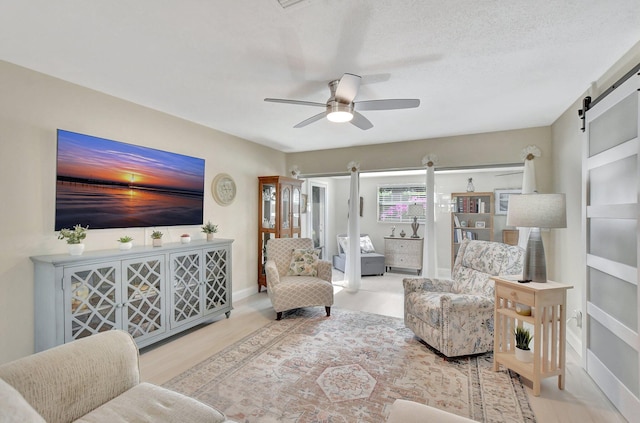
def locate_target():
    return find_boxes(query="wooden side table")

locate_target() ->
[491,276,573,396]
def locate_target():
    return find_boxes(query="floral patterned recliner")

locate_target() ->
[265,238,334,320]
[403,240,524,357]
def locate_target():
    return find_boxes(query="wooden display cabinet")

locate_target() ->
[258,176,303,292]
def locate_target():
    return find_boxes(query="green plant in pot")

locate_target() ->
[58,224,88,256]
[118,236,133,250]
[514,326,533,362]
[151,230,163,247]
[202,221,218,241]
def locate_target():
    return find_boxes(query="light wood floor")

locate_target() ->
[139,272,626,423]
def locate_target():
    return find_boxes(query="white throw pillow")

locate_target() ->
[360,236,376,253]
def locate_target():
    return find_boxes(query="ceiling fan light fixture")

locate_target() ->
[326,102,353,123]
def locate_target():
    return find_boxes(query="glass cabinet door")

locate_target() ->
[281,186,290,234]
[64,264,121,343]
[292,187,300,231]
[261,184,276,229]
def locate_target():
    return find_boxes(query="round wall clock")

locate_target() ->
[211,173,236,206]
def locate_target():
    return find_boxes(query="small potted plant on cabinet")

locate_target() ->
[201,221,218,241]
[514,326,533,362]
[180,233,191,244]
[151,230,163,247]
[118,236,133,251]
[58,224,88,256]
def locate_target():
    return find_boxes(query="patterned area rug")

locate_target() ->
[164,309,535,422]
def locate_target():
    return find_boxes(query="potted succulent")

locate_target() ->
[58,224,88,256]
[118,235,133,251]
[201,221,218,241]
[514,326,533,362]
[151,230,163,247]
[180,233,191,244]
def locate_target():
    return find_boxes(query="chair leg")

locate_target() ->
[325,306,331,317]
[276,312,282,321]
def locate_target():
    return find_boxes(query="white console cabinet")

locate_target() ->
[31,239,233,352]
[384,237,423,275]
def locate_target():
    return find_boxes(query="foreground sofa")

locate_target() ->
[387,399,477,422]
[0,330,235,423]
[404,239,524,357]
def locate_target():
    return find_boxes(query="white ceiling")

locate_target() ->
[1,1,639,153]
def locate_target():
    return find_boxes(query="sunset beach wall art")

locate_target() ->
[55,129,205,230]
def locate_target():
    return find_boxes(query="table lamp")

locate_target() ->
[506,193,566,282]
[407,203,425,238]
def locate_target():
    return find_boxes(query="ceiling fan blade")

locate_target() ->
[350,111,373,130]
[355,99,420,111]
[294,111,326,128]
[264,98,325,107]
[335,73,361,103]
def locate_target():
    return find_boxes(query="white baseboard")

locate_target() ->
[566,327,583,363]
[233,286,258,302]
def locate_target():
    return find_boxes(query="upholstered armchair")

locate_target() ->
[403,240,524,357]
[265,238,334,320]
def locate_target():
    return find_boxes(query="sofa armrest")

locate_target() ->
[403,277,455,294]
[265,260,280,287]
[441,293,494,308]
[387,399,476,423]
[0,330,139,423]
[317,260,332,282]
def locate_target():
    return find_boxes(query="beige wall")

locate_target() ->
[287,126,552,182]
[0,61,286,364]
[550,40,640,355]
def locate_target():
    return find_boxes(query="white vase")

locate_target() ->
[119,241,133,250]
[68,243,85,256]
[206,233,214,241]
[152,238,162,247]
[515,347,533,362]
[181,236,191,244]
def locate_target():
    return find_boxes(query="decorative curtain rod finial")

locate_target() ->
[520,146,541,162]
[421,154,438,168]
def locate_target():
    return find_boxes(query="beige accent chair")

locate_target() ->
[0,330,235,423]
[404,240,524,357]
[265,237,334,320]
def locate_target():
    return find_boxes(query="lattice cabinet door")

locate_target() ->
[169,250,203,328]
[203,246,231,316]
[63,263,122,343]
[122,256,166,344]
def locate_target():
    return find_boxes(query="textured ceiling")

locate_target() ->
[1,1,639,152]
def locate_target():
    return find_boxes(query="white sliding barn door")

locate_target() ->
[583,70,640,421]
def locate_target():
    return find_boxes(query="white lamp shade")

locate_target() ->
[506,193,567,228]
[407,203,425,217]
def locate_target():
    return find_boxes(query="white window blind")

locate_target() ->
[377,184,426,223]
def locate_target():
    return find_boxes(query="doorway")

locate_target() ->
[310,182,328,259]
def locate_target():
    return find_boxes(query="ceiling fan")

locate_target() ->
[264,73,420,130]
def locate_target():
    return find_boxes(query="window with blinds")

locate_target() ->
[377,184,426,223]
